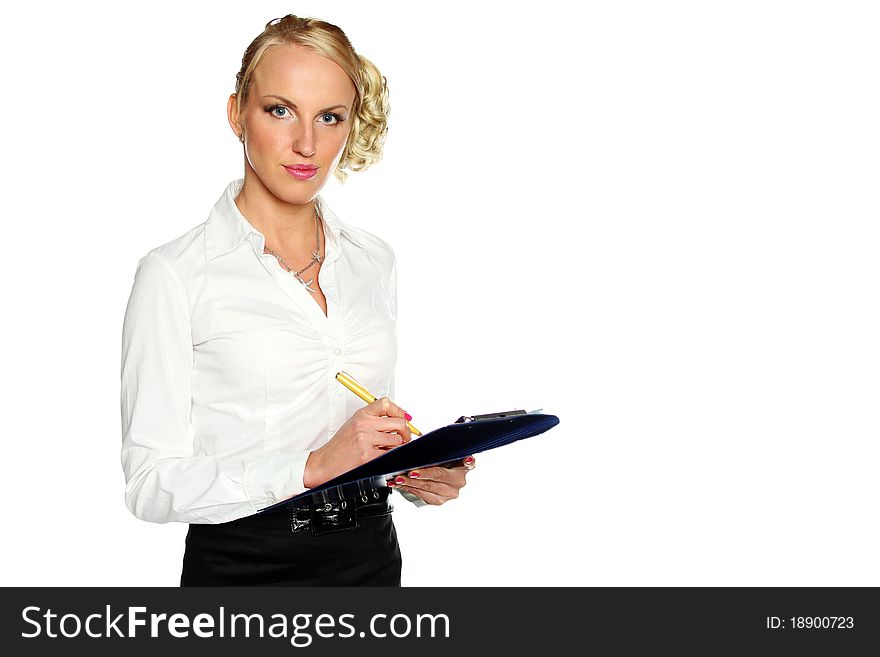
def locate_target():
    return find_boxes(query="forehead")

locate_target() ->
[252,43,355,106]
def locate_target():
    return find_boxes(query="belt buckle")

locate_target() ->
[308,499,359,536]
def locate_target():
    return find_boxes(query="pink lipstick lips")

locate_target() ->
[283,164,318,180]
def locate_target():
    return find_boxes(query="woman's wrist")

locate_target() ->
[303,449,326,489]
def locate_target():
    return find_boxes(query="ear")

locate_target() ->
[227,93,243,140]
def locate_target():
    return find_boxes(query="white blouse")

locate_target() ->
[120,178,405,524]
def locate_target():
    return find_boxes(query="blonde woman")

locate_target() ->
[120,15,474,586]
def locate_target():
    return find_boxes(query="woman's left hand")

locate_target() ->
[387,455,476,505]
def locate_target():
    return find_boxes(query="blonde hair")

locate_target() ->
[234,14,390,184]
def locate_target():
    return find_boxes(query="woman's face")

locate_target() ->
[230,43,357,205]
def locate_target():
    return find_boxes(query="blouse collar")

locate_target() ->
[204,178,364,262]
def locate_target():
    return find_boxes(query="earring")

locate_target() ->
[238,133,244,143]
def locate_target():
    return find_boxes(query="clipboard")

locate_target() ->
[257,409,560,513]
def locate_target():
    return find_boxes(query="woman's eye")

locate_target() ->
[265,105,342,124]
[263,105,290,118]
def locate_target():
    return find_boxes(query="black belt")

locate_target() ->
[287,476,394,536]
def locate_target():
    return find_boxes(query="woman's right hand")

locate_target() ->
[303,397,413,488]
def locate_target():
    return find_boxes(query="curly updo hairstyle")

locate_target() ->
[234,15,390,184]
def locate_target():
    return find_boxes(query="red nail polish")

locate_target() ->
[395,476,406,485]
[387,480,396,486]
[409,472,420,478]
[464,456,474,463]
[405,412,413,421]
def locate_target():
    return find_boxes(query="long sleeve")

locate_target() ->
[384,250,427,509]
[120,252,309,524]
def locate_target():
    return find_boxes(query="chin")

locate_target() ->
[260,171,323,205]
[276,187,318,206]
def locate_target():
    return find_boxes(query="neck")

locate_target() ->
[234,176,321,253]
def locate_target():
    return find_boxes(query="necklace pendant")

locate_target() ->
[311,249,324,264]
[295,273,316,293]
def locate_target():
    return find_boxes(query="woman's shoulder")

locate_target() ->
[345,223,395,259]
[131,220,208,290]
[321,197,396,270]
[139,222,206,263]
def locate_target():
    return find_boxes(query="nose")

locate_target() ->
[291,121,316,158]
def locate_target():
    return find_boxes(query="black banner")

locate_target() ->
[1,587,877,655]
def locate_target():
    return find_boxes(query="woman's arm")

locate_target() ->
[382,248,478,507]
[120,252,311,524]
[383,250,425,507]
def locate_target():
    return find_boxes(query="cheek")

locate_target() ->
[258,128,288,153]
[323,130,351,164]
[245,117,284,151]
[327,126,351,151]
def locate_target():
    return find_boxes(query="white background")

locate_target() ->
[1,1,878,586]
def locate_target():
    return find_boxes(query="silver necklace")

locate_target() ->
[263,204,324,294]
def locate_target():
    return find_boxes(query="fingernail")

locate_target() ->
[409,471,420,479]
[395,476,406,485]
[387,480,396,487]
[405,412,413,421]
[464,456,475,465]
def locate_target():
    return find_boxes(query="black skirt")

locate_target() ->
[179,507,402,587]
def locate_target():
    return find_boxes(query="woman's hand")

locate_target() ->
[304,397,412,488]
[387,455,476,505]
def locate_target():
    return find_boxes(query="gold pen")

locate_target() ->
[335,371,422,436]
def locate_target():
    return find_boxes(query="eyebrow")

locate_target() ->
[263,94,349,113]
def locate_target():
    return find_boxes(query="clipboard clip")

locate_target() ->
[454,409,531,423]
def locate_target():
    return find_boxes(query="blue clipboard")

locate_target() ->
[257,409,560,513]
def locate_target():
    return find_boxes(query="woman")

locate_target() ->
[120,14,474,586]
